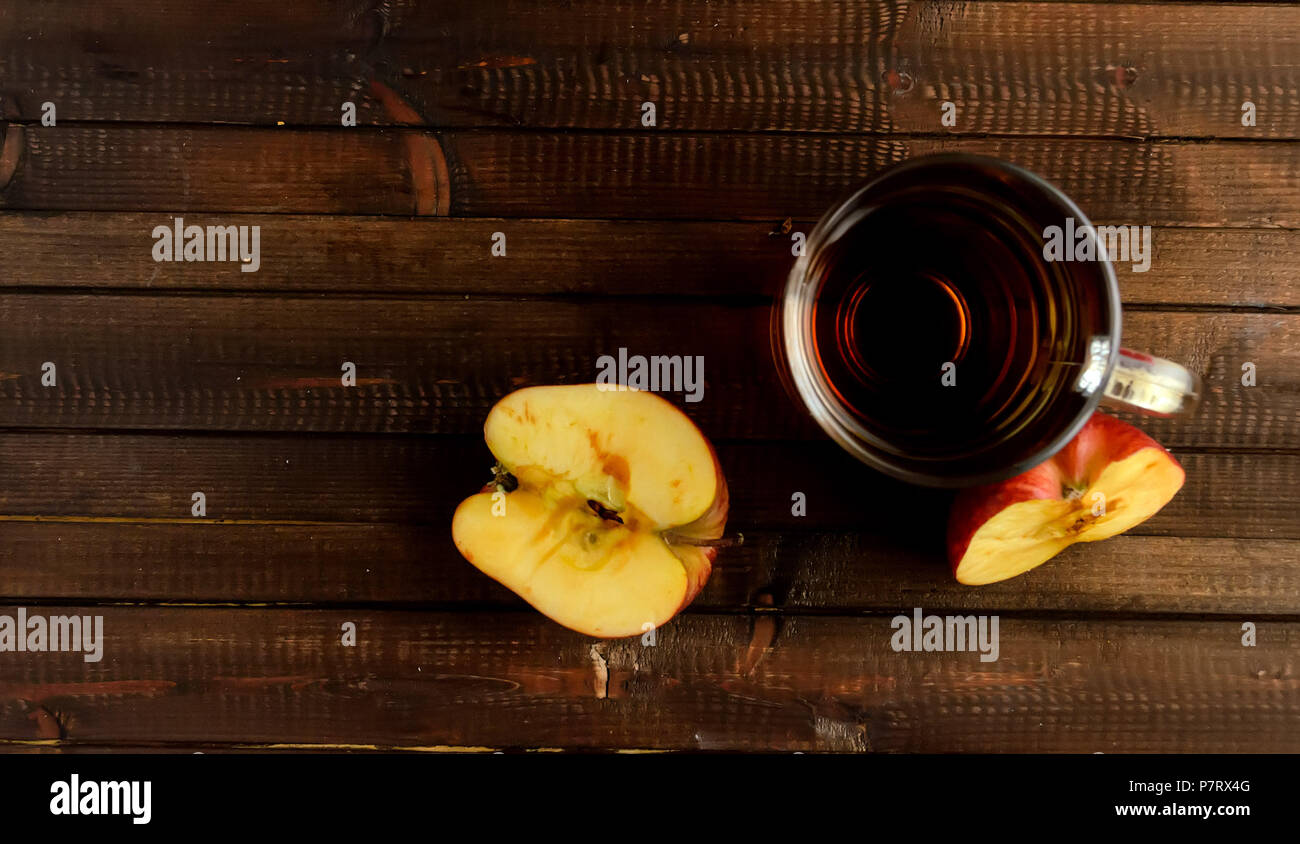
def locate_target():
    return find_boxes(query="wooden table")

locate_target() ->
[0,0,1296,753]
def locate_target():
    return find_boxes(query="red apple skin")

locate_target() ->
[654,436,729,614]
[947,413,1178,574]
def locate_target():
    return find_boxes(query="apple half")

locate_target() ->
[452,385,729,637]
[948,412,1184,585]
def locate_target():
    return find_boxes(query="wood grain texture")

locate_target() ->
[0,608,1293,752]
[0,296,1293,448]
[3,213,1299,307]
[0,125,436,214]
[2,1,1297,137]
[0,0,1296,757]
[886,1,1300,138]
[0,432,1292,539]
[438,134,1300,224]
[2,522,1298,617]
[3,126,1300,224]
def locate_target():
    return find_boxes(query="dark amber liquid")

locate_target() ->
[808,178,1110,475]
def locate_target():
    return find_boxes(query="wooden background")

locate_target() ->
[0,0,1297,753]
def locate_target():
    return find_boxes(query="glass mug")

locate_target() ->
[777,153,1200,488]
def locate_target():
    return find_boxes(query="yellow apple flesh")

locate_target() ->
[948,412,1185,585]
[452,385,728,637]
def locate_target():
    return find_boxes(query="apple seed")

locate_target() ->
[586,499,625,524]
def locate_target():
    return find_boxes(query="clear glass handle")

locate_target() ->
[1100,348,1201,417]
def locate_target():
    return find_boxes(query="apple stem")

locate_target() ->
[664,532,745,548]
[492,464,519,493]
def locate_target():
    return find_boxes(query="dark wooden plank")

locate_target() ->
[4,214,1299,307]
[0,433,1291,539]
[886,1,1300,139]
[439,134,1300,224]
[0,1,371,126]
[0,741,428,753]
[0,214,791,297]
[0,742,346,754]
[0,125,443,215]
[0,608,1294,751]
[3,127,1299,224]
[0,294,799,437]
[0,296,1293,448]
[3,521,1298,617]
[2,1,1296,137]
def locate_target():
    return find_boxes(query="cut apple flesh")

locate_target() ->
[949,413,1185,586]
[954,448,1183,584]
[452,385,727,637]
[454,490,713,636]
[481,385,719,528]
